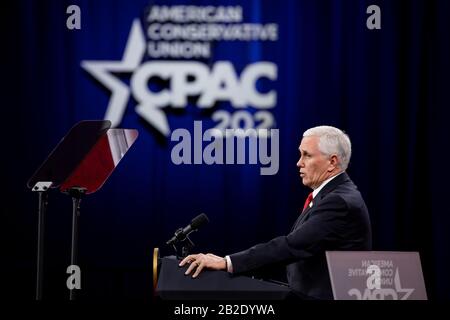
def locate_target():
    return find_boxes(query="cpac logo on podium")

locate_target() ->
[348,264,414,300]
[327,251,427,300]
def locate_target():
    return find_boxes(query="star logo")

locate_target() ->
[81,19,170,136]
[393,268,415,300]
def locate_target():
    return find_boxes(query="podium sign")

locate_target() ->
[326,251,427,300]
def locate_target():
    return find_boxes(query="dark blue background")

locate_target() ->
[2,0,449,300]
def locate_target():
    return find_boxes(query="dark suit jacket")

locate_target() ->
[229,172,372,300]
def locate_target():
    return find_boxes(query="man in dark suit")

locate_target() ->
[180,126,372,299]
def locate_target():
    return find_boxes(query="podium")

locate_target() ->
[27,120,138,300]
[155,256,293,300]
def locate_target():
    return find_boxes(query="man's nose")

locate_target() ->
[297,158,303,168]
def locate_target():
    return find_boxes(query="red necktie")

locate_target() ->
[302,192,313,212]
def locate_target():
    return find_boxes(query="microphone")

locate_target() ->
[166,213,209,245]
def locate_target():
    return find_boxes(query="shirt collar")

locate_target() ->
[312,171,345,199]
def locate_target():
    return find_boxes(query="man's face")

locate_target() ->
[297,136,334,189]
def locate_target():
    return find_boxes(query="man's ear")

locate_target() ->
[328,154,339,171]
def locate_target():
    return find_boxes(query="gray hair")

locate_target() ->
[303,125,352,170]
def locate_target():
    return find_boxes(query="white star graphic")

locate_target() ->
[81,19,144,127]
[394,268,415,300]
[81,19,170,136]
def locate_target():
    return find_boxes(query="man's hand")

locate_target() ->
[179,253,226,278]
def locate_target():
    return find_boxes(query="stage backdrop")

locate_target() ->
[2,0,449,300]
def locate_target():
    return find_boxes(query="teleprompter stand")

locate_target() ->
[65,186,86,300]
[30,182,52,300]
[27,120,139,300]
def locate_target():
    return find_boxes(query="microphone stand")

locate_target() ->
[180,236,194,258]
[167,213,209,258]
[170,235,195,258]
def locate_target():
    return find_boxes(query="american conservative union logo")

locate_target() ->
[81,5,280,175]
